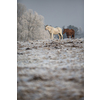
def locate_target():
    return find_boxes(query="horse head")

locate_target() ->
[45,25,48,30]
[63,28,67,34]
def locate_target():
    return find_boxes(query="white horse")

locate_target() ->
[45,25,63,40]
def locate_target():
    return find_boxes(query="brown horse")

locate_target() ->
[63,28,75,38]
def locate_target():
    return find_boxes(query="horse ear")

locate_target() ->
[45,25,48,27]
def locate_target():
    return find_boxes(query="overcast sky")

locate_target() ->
[18,0,84,32]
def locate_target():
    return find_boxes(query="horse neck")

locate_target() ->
[64,29,68,32]
[48,26,52,29]
[46,26,52,31]
[63,30,66,34]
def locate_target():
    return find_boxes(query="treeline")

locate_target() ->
[17,3,50,41]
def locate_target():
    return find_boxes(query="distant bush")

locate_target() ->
[17,3,50,41]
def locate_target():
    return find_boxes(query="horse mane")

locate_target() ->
[66,28,69,31]
[45,25,48,27]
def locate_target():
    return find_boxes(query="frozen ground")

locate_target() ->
[17,38,84,100]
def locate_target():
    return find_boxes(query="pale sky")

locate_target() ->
[18,0,84,32]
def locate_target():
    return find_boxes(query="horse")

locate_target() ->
[45,25,63,40]
[63,28,75,38]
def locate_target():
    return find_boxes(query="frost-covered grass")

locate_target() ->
[17,38,84,100]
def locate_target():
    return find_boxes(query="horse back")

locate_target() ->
[71,29,75,33]
[56,27,62,33]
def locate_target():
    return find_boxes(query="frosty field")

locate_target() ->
[17,38,84,100]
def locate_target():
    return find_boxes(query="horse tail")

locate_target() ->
[58,33,61,36]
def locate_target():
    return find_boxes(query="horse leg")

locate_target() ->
[66,33,69,38]
[50,33,52,39]
[61,34,63,39]
[66,33,67,38]
[60,33,63,39]
[71,35,72,38]
[67,35,69,38]
[73,34,75,39]
[58,34,60,40]
[52,33,53,40]
[60,35,61,39]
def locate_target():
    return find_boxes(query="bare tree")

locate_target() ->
[78,27,82,34]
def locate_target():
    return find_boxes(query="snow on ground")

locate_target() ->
[17,38,84,100]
